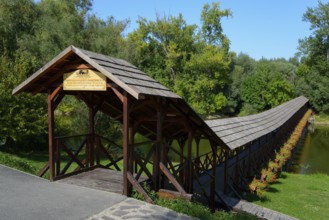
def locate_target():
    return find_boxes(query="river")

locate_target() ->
[290,125,329,175]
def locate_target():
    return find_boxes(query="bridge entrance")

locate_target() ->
[13,46,310,210]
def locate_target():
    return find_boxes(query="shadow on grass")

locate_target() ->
[279,173,288,179]
[244,193,271,203]
[267,186,279,193]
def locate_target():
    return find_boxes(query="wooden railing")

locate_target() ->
[37,134,123,179]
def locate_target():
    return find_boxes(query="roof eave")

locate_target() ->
[12,45,75,95]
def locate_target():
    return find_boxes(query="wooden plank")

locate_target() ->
[99,143,121,171]
[89,104,95,167]
[47,92,55,181]
[122,92,129,195]
[60,138,87,175]
[159,162,186,194]
[37,161,49,177]
[127,171,154,204]
[61,143,86,168]
[186,131,193,193]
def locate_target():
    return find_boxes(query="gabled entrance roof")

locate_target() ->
[13,45,180,99]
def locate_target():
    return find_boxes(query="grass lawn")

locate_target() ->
[314,114,329,124]
[248,172,329,220]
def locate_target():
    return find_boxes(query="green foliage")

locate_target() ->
[241,60,294,113]
[201,2,232,48]
[296,1,329,113]
[126,4,232,116]
[0,54,47,148]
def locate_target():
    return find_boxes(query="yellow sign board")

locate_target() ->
[63,69,106,91]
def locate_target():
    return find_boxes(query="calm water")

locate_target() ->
[290,125,329,175]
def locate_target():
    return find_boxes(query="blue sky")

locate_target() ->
[91,0,319,60]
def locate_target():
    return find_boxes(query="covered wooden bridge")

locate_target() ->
[13,46,310,209]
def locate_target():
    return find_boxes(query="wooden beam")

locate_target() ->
[186,131,193,193]
[127,171,154,204]
[129,127,135,173]
[61,63,94,71]
[159,162,186,194]
[224,149,229,194]
[89,98,95,167]
[47,91,55,181]
[108,83,124,103]
[210,141,217,211]
[122,92,130,195]
[37,161,49,177]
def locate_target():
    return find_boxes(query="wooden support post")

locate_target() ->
[235,148,240,187]
[224,149,229,194]
[210,141,217,211]
[95,136,100,165]
[195,137,200,176]
[89,103,95,167]
[153,106,163,191]
[178,138,186,183]
[123,92,131,195]
[47,91,55,181]
[129,127,135,174]
[56,140,60,176]
[186,131,193,193]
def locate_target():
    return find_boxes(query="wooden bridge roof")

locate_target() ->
[205,96,309,150]
[12,46,180,99]
[12,46,226,148]
[12,46,309,151]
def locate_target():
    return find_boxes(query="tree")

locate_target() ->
[0,0,37,58]
[241,60,294,113]
[225,53,256,115]
[125,2,232,116]
[296,1,329,113]
[0,54,47,149]
[200,2,232,49]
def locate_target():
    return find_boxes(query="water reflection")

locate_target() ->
[290,125,329,175]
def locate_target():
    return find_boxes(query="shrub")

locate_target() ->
[249,109,313,199]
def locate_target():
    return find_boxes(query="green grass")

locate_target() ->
[0,149,48,175]
[247,172,329,220]
[314,114,329,124]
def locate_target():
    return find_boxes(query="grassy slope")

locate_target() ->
[251,172,329,220]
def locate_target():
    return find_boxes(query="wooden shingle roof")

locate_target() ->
[12,46,180,99]
[205,96,309,150]
[12,45,309,152]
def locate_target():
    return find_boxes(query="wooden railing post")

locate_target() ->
[47,91,55,181]
[122,91,131,196]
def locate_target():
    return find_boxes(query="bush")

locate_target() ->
[249,109,313,198]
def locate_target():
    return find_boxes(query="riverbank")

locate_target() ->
[248,172,329,220]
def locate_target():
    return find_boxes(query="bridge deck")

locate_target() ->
[57,168,147,194]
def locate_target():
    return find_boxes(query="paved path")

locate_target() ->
[0,165,196,220]
[88,198,196,220]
